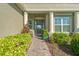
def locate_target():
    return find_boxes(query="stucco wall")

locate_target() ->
[0,4,23,37]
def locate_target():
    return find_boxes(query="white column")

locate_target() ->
[24,12,28,25]
[74,12,79,32]
[49,12,54,34]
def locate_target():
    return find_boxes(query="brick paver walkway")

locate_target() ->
[27,36,51,56]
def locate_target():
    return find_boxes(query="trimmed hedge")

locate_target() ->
[50,33,71,45]
[0,33,32,56]
[50,33,79,55]
[71,33,79,55]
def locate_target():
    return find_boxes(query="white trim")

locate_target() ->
[25,9,79,11]
[74,12,79,32]
[61,18,63,32]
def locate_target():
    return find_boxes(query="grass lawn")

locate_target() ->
[0,33,32,56]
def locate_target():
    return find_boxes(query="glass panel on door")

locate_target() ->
[34,20,45,37]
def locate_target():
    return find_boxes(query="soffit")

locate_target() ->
[18,3,79,11]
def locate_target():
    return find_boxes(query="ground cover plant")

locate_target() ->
[0,33,32,56]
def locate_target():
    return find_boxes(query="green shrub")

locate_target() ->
[50,33,71,45]
[42,29,49,40]
[50,33,56,44]
[71,33,79,55]
[0,33,32,56]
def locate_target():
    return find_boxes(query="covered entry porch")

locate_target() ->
[24,12,54,37]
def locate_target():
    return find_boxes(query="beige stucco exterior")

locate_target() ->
[0,3,79,37]
[0,4,23,37]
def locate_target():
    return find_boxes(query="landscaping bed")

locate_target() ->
[46,41,73,56]
[49,33,79,56]
[0,33,32,56]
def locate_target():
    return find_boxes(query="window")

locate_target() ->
[55,16,71,32]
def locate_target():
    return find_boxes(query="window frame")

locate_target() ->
[54,15,72,33]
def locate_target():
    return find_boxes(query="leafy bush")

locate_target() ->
[50,33,56,44]
[50,33,71,45]
[42,29,49,40]
[71,33,79,55]
[50,33,79,55]
[0,33,32,56]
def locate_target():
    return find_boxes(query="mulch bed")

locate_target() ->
[45,41,74,56]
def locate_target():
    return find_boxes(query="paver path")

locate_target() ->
[27,36,51,56]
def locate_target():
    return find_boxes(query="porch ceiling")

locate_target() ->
[17,3,79,12]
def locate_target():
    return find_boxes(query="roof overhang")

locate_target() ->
[17,3,79,12]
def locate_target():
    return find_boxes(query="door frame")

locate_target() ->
[34,19,45,36]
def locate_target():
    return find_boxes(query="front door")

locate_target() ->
[34,20,45,37]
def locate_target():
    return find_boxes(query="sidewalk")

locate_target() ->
[27,36,51,56]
